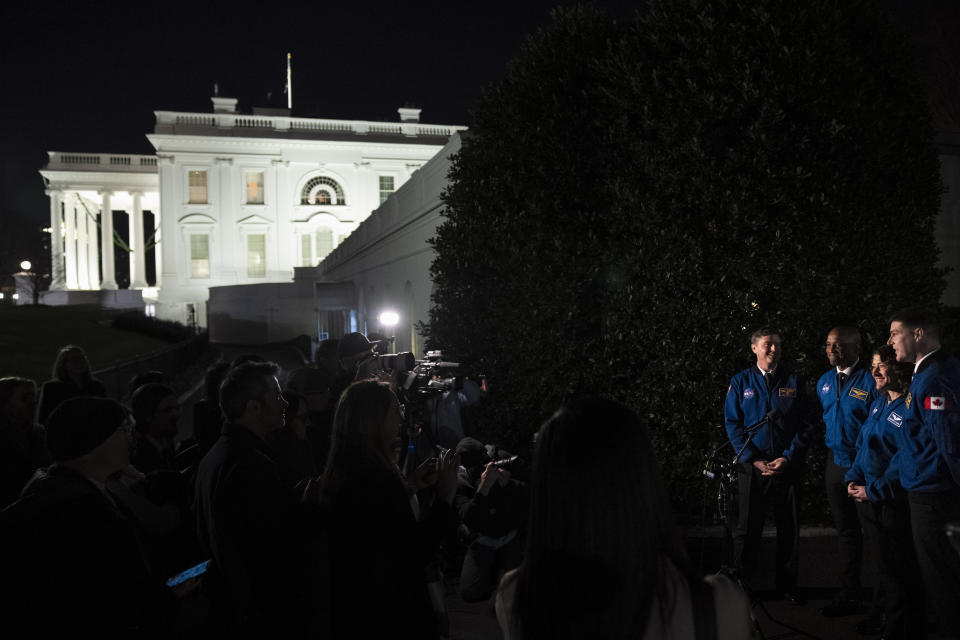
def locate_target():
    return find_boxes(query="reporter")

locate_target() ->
[496,397,751,640]
[319,380,459,638]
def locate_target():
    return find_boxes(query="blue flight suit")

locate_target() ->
[897,350,960,634]
[724,367,811,464]
[846,396,905,502]
[845,394,923,638]
[817,363,877,601]
[724,366,812,591]
[817,365,878,469]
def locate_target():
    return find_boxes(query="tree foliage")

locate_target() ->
[426,0,944,520]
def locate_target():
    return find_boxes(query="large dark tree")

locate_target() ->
[427,0,944,519]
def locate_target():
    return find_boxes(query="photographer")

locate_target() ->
[453,437,528,603]
[425,376,485,449]
[336,332,383,384]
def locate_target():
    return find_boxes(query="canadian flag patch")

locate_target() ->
[924,396,947,411]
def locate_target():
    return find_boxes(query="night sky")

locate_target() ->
[0,0,641,228]
[0,0,956,232]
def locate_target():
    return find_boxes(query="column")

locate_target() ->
[99,190,117,289]
[130,191,147,288]
[76,198,89,288]
[63,194,78,289]
[46,190,64,289]
[87,200,99,288]
[154,205,162,287]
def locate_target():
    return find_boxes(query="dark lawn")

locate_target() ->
[0,304,173,382]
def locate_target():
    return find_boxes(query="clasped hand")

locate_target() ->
[752,457,788,476]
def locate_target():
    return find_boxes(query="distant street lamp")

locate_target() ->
[14,259,39,305]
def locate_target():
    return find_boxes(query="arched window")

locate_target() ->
[301,176,346,205]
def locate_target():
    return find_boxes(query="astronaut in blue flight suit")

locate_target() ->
[816,326,877,616]
[845,345,924,640]
[887,308,960,636]
[724,328,813,605]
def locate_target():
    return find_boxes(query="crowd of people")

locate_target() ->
[0,308,957,639]
[724,308,960,640]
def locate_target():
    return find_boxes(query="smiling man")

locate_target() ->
[816,326,877,617]
[887,308,960,636]
[724,328,813,605]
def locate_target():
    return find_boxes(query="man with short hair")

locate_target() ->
[194,361,304,636]
[887,308,960,636]
[724,329,813,605]
[816,326,877,617]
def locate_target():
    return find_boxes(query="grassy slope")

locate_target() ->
[0,305,172,382]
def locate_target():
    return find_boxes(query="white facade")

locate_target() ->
[207,133,461,355]
[40,98,465,328]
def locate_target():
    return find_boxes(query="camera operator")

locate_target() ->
[336,332,383,384]
[453,437,528,603]
[424,375,486,450]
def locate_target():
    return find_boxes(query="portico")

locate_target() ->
[41,153,160,295]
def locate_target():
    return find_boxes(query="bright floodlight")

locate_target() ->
[378,310,399,327]
[19,260,31,271]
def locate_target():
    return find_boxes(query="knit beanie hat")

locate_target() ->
[455,437,490,470]
[46,396,128,461]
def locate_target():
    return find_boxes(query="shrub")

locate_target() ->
[426,0,943,521]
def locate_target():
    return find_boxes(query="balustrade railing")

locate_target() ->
[155,111,465,139]
[47,152,159,172]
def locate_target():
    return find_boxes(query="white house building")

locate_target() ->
[39,98,960,357]
[39,96,465,331]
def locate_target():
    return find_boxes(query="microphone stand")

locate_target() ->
[731,414,770,465]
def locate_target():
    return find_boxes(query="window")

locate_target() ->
[379,176,395,204]
[300,176,346,205]
[247,234,266,277]
[313,190,331,205]
[315,228,334,262]
[301,234,313,267]
[190,234,209,278]
[188,171,208,204]
[245,171,264,204]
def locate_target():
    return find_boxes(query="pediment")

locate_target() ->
[178,213,217,225]
[237,214,273,226]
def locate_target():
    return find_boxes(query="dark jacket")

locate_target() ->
[0,419,50,509]
[455,469,529,539]
[37,377,106,425]
[132,436,178,474]
[324,461,458,638]
[0,465,166,635]
[194,424,305,636]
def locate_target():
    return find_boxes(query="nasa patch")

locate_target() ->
[743,388,755,400]
[821,383,831,395]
